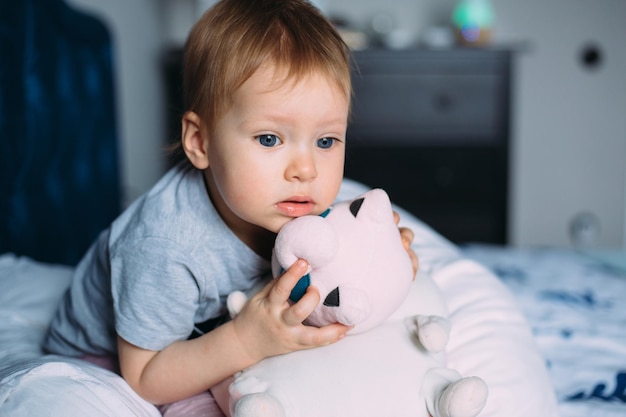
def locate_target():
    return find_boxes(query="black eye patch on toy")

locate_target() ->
[349,197,364,217]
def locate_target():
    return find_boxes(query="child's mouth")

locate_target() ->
[275,200,315,217]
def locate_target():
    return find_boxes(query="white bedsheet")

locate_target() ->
[0,254,160,417]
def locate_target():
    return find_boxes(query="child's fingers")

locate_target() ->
[281,285,320,326]
[399,226,414,249]
[407,247,419,277]
[267,259,309,306]
[399,226,419,276]
[297,323,350,348]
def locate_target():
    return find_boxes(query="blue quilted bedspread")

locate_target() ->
[462,244,626,417]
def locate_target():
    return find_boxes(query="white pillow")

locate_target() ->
[0,254,72,368]
[340,178,560,417]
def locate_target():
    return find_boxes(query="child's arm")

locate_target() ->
[117,259,350,405]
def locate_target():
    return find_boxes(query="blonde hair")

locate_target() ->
[183,0,351,130]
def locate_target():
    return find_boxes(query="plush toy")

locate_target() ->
[221,189,488,417]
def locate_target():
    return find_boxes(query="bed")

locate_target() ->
[2,1,625,416]
[2,185,626,417]
[3,176,625,417]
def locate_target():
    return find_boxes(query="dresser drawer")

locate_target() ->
[344,146,508,243]
[345,146,506,205]
[348,49,510,145]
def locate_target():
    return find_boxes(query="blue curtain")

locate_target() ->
[0,0,121,265]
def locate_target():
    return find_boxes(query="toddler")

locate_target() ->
[44,0,417,415]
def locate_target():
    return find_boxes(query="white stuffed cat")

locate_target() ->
[221,189,488,417]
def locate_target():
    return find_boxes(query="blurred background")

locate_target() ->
[65,0,626,249]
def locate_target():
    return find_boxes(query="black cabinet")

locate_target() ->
[345,48,512,244]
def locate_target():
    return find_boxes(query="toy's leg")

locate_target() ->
[227,376,286,417]
[422,367,461,417]
[409,315,450,353]
[437,376,488,417]
[232,393,286,417]
[423,368,488,417]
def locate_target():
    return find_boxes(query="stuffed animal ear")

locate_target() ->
[349,189,395,224]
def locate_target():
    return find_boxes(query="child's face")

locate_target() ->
[204,64,349,236]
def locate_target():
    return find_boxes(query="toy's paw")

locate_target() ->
[233,393,286,417]
[437,376,488,417]
[415,315,450,352]
[406,315,450,352]
[227,291,248,318]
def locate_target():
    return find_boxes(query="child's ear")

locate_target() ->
[182,111,210,169]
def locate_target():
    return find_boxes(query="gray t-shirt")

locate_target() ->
[43,163,270,356]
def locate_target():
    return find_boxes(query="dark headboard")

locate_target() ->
[0,0,121,265]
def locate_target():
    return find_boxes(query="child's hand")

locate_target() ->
[393,211,419,277]
[230,259,350,364]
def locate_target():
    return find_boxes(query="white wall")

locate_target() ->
[66,0,626,248]
[496,0,626,248]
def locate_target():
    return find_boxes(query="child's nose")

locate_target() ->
[285,150,317,181]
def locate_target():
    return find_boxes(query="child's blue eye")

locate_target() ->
[257,134,281,147]
[317,137,335,149]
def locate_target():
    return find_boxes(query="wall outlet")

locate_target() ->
[569,212,601,247]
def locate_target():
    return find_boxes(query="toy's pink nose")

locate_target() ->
[323,287,340,307]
